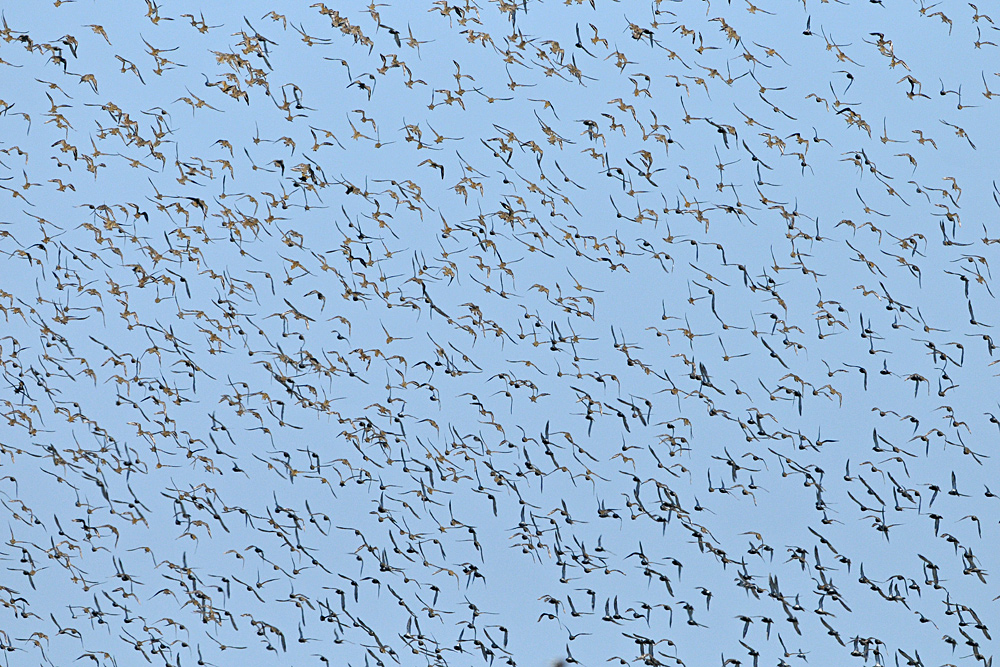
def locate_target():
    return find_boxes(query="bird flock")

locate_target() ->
[0,1,999,666]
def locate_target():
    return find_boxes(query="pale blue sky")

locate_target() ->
[0,1,998,667]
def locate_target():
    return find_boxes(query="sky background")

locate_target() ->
[1,1,999,666]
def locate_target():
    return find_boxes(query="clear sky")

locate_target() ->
[0,1,998,666]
